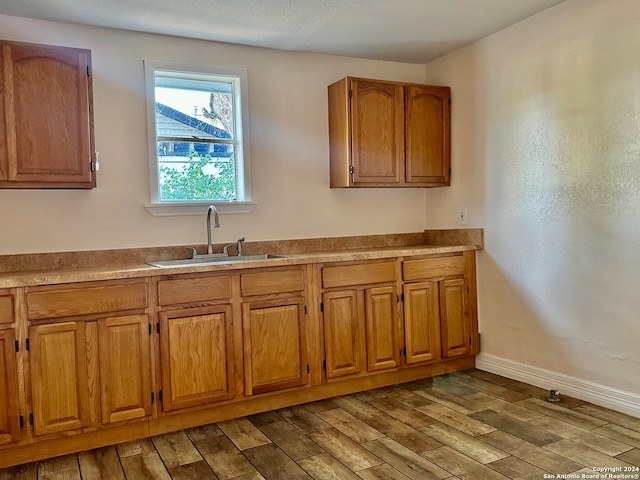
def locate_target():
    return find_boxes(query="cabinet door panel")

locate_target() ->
[160,306,234,411]
[351,79,404,184]
[2,42,94,186]
[323,290,365,379]
[405,85,450,185]
[99,315,151,423]
[403,282,441,364]
[440,278,471,357]
[243,297,307,395]
[30,322,89,436]
[0,329,20,445]
[365,286,400,371]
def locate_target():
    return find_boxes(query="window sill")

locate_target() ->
[145,201,257,217]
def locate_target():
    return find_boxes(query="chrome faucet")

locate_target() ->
[206,205,220,254]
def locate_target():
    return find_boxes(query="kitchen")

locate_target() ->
[0,0,639,476]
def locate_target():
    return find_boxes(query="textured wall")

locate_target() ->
[0,15,427,254]
[424,0,640,394]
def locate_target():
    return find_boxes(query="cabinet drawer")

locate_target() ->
[403,255,466,282]
[241,268,304,296]
[26,281,148,320]
[322,261,396,288]
[0,294,14,324]
[158,275,232,306]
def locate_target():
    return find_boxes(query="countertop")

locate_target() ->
[0,230,483,288]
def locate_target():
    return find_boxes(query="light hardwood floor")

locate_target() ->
[2,369,639,480]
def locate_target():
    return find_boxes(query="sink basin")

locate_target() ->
[147,254,289,268]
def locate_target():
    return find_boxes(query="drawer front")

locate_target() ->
[0,294,14,324]
[241,268,304,296]
[158,275,232,306]
[403,255,466,282]
[27,282,148,320]
[322,261,396,289]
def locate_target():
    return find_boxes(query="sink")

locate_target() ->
[146,254,289,268]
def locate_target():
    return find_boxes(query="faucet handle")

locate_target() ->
[185,247,198,259]
[236,237,246,256]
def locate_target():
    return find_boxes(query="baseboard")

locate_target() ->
[476,353,640,419]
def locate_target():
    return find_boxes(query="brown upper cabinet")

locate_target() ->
[0,40,96,188]
[328,77,450,188]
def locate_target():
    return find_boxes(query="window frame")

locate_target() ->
[143,59,255,216]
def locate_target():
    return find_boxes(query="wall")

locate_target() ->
[424,0,640,407]
[0,15,428,254]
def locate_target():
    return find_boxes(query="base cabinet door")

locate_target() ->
[403,282,441,364]
[0,329,20,445]
[440,278,472,358]
[242,297,308,395]
[160,305,235,412]
[365,286,401,371]
[98,315,152,422]
[29,322,89,437]
[322,290,365,379]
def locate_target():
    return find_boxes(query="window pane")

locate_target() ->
[158,141,236,202]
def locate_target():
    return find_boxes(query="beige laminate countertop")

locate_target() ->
[0,243,480,289]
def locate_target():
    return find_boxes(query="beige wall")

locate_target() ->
[424,0,640,395]
[0,15,428,254]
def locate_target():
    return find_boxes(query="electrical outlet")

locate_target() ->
[458,208,468,225]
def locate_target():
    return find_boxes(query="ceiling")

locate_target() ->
[0,0,565,64]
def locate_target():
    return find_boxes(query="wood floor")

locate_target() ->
[2,369,639,480]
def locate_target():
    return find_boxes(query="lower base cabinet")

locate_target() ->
[159,305,235,412]
[0,329,20,445]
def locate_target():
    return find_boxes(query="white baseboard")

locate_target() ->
[476,353,640,419]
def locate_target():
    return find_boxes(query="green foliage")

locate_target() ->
[160,153,236,201]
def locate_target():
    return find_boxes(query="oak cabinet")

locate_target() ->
[29,314,152,437]
[328,77,450,188]
[159,305,235,411]
[402,254,474,362]
[0,40,96,188]
[0,328,20,445]
[321,261,401,380]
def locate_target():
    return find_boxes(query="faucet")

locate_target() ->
[206,205,220,254]
[237,237,245,256]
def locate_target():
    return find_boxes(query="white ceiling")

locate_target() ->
[0,0,565,64]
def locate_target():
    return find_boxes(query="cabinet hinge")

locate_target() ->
[87,65,91,77]
[349,165,355,175]
[304,305,307,315]
[400,293,405,302]
[25,339,30,351]
[448,97,451,106]
[403,346,407,356]
[467,286,470,294]
[449,167,452,175]
[156,322,160,334]
[348,89,353,99]
[15,340,19,352]
[151,392,155,404]
[322,359,326,370]
[90,160,97,172]
[19,416,24,428]
[29,413,34,426]
[158,390,163,402]
[148,324,152,335]
[306,364,310,374]
[320,302,324,312]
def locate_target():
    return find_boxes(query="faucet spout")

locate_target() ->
[206,205,220,254]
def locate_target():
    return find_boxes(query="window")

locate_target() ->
[144,60,254,216]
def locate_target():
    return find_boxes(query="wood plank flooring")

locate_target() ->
[2,369,639,479]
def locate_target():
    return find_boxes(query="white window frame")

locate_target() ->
[143,59,255,216]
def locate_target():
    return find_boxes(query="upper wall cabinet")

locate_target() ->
[328,77,450,188]
[0,40,96,189]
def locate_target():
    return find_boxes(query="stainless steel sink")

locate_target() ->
[146,254,288,268]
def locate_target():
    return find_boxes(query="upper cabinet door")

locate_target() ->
[405,85,450,185]
[0,40,95,188]
[350,79,405,185]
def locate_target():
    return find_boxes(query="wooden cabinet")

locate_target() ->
[159,305,235,411]
[25,280,151,437]
[321,261,401,380]
[328,77,450,188]
[402,254,475,362]
[156,273,236,411]
[241,268,308,395]
[0,328,20,445]
[0,40,96,189]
